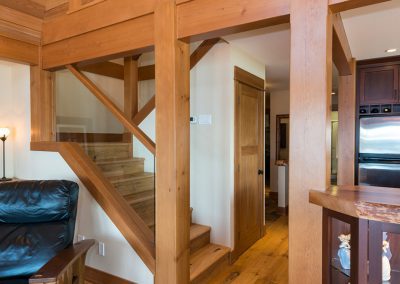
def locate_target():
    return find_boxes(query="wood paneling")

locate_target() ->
[42,0,155,44]
[338,59,356,185]
[329,0,390,12]
[30,141,156,273]
[0,0,45,18]
[66,65,155,154]
[0,35,39,64]
[80,62,124,80]
[154,1,190,283]
[289,0,332,283]
[42,14,154,69]
[85,266,135,284]
[124,57,139,120]
[332,13,352,76]
[30,66,55,142]
[177,0,290,41]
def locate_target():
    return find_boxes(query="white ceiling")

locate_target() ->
[342,0,400,60]
[224,23,290,93]
[224,0,400,92]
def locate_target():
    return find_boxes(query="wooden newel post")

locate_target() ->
[154,0,191,283]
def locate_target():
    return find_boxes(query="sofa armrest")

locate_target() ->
[29,239,95,284]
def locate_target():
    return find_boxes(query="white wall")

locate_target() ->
[0,61,153,284]
[55,70,124,134]
[269,90,290,200]
[190,42,265,248]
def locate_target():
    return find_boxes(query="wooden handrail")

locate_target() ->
[31,141,156,273]
[66,64,155,155]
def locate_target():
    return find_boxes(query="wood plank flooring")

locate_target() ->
[86,216,288,284]
[209,216,288,284]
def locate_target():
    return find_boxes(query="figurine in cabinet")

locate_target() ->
[338,234,351,270]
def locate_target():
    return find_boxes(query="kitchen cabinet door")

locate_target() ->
[359,65,399,104]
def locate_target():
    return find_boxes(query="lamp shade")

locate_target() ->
[0,128,10,138]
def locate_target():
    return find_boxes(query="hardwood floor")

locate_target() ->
[86,216,288,284]
[209,216,288,284]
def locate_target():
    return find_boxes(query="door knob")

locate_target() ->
[258,169,264,175]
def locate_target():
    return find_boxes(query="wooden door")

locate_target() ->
[234,67,264,260]
[359,65,399,105]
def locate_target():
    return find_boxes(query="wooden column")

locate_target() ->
[30,65,55,142]
[154,1,190,283]
[337,59,356,185]
[289,0,332,283]
[124,56,139,120]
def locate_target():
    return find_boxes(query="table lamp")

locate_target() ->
[0,128,11,182]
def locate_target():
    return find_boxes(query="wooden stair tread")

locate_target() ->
[80,142,131,146]
[126,193,155,205]
[95,157,145,165]
[190,244,230,282]
[190,224,211,241]
[109,172,155,183]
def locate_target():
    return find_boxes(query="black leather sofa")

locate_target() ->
[0,180,94,284]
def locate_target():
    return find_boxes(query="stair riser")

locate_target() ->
[132,200,155,228]
[98,161,144,176]
[83,145,131,161]
[113,177,155,195]
[191,253,229,284]
[190,232,211,255]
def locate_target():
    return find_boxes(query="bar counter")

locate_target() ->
[310,185,400,224]
[309,185,400,284]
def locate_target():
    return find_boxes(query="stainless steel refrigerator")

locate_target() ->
[359,116,400,188]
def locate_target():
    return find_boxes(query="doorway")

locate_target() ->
[233,66,265,260]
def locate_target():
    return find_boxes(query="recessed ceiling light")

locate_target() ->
[386,48,397,53]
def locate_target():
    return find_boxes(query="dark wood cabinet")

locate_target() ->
[359,65,399,105]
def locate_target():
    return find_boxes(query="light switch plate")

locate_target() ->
[198,114,212,125]
[99,241,105,256]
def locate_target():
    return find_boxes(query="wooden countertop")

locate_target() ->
[309,185,400,224]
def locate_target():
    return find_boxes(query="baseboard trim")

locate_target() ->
[278,206,289,216]
[85,266,136,284]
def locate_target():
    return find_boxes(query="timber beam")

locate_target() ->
[41,0,290,70]
[332,13,353,76]
[329,0,390,12]
[0,35,39,65]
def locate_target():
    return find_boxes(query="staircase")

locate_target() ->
[83,142,231,283]
[190,224,230,283]
[82,142,156,233]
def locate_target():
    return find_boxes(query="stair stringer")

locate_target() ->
[31,141,156,273]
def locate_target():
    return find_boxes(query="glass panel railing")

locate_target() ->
[54,56,156,234]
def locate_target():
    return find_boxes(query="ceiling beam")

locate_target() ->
[41,0,290,69]
[79,61,124,80]
[332,13,353,76]
[329,0,390,13]
[177,0,290,41]
[0,35,39,65]
[42,14,154,70]
[0,0,45,18]
[42,0,155,45]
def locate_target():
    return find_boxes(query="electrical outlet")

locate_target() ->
[98,241,105,256]
[77,234,85,242]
